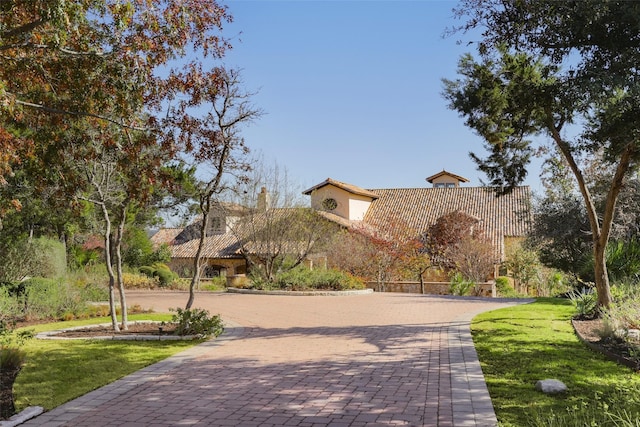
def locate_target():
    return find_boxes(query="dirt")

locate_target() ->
[53,322,178,338]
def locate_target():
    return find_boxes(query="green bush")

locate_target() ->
[568,287,598,319]
[68,245,99,270]
[272,267,365,291]
[0,286,22,321]
[449,272,474,296]
[29,237,67,279]
[138,263,177,287]
[154,264,177,287]
[495,276,519,297]
[170,307,224,337]
[124,272,159,289]
[123,227,171,268]
[22,278,85,320]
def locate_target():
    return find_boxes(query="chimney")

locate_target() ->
[257,187,270,212]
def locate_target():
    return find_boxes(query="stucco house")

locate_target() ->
[151,170,532,282]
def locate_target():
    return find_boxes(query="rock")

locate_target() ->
[535,379,567,394]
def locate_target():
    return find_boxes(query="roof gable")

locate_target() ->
[425,170,470,184]
[303,178,379,200]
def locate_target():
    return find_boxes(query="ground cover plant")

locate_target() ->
[471,299,640,426]
[12,314,203,412]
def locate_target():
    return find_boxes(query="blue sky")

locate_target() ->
[218,0,545,193]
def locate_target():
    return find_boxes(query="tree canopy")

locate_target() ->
[0,0,232,222]
[443,0,640,308]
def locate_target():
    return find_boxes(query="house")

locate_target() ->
[152,170,531,283]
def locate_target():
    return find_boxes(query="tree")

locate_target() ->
[426,210,481,269]
[504,247,541,295]
[528,151,593,278]
[232,163,336,284]
[443,0,640,308]
[327,215,426,291]
[168,69,262,309]
[448,235,496,285]
[73,120,168,331]
[1,0,232,220]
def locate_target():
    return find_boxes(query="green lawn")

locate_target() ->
[472,298,640,426]
[14,314,203,411]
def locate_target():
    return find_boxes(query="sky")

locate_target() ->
[216,0,545,194]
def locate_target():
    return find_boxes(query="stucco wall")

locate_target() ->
[310,185,373,221]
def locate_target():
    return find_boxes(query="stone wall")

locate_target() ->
[365,281,496,297]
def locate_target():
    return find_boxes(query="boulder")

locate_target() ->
[535,379,567,394]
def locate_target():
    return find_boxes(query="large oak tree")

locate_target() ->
[443,0,640,308]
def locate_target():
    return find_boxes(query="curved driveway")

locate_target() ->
[25,291,529,427]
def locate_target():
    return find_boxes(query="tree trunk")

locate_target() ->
[114,204,128,330]
[593,238,613,309]
[100,204,120,332]
[187,197,209,310]
[548,120,634,310]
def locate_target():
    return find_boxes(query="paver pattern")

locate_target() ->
[24,291,529,426]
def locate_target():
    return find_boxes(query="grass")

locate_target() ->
[13,313,204,411]
[472,298,640,426]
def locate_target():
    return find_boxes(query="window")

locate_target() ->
[207,216,224,235]
[434,182,456,188]
[322,198,338,210]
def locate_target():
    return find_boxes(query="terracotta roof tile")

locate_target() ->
[363,186,532,260]
[150,228,183,247]
[302,178,379,199]
[170,233,242,259]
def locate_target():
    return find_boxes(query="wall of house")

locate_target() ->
[430,176,460,188]
[310,185,373,220]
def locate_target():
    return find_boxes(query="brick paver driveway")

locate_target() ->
[25,291,529,427]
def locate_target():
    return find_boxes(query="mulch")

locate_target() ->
[51,322,178,338]
[572,318,640,371]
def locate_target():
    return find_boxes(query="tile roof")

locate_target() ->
[302,178,380,199]
[362,186,532,260]
[150,228,183,247]
[169,232,243,259]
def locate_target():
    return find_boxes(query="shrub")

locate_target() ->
[22,278,85,320]
[170,307,224,337]
[0,286,22,322]
[29,237,67,279]
[272,267,365,291]
[68,245,99,270]
[123,272,159,289]
[200,276,227,291]
[495,276,519,297]
[0,320,33,419]
[449,272,474,296]
[78,282,109,302]
[154,264,177,287]
[137,263,177,287]
[601,288,640,340]
[569,287,598,319]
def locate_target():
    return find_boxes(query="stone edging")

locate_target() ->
[226,287,374,296]
[572,319,640,371]
[35,320,199,341]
